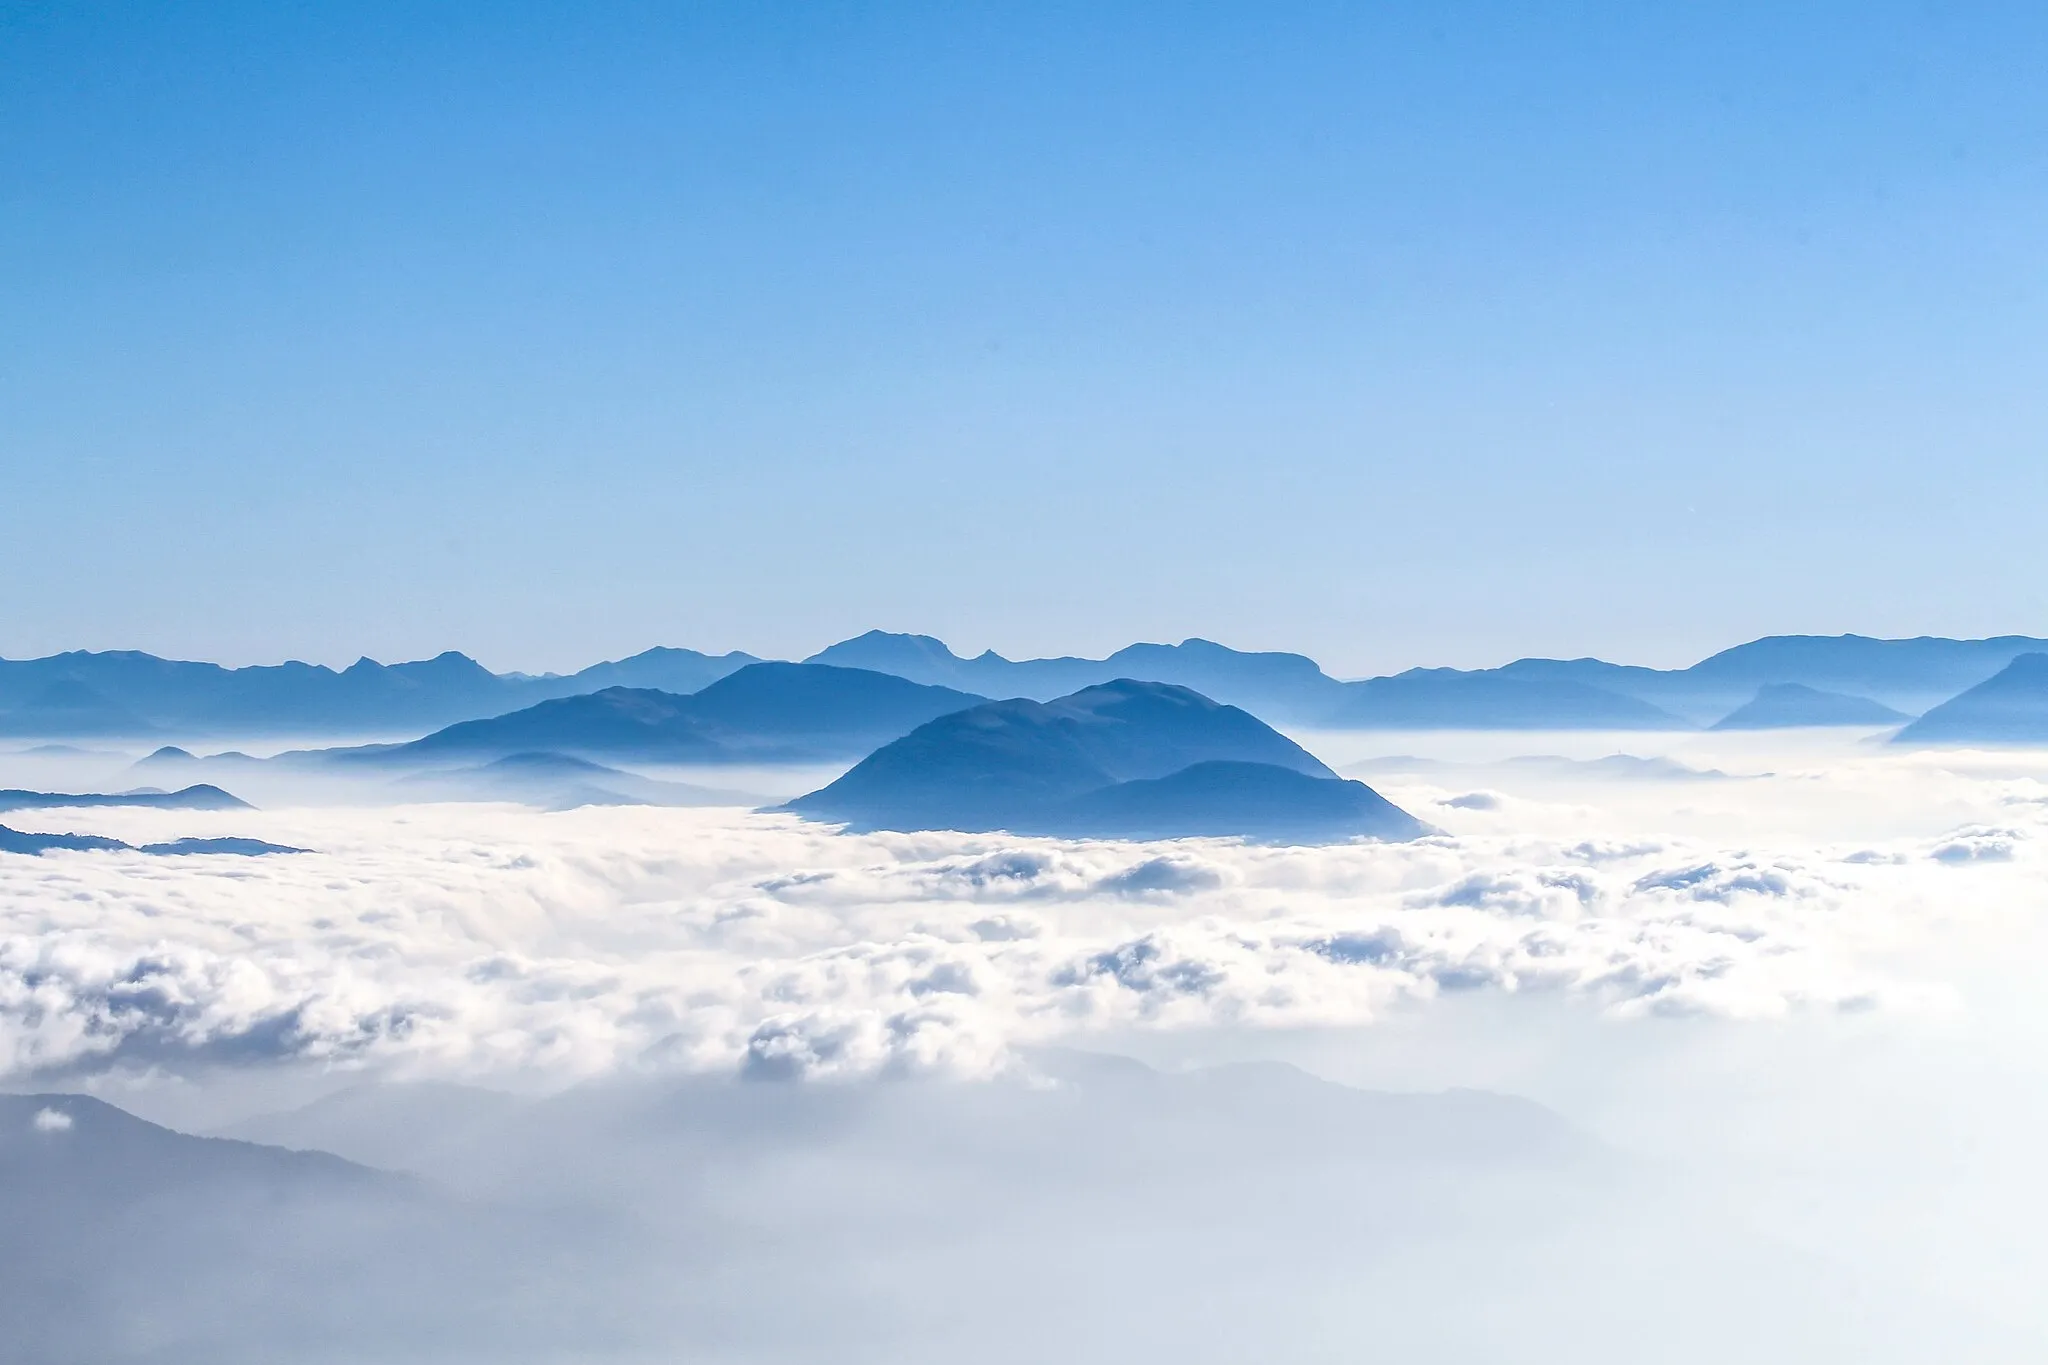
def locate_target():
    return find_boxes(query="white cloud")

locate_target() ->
[0,748,2042,1084]
[32,1106,72,1132]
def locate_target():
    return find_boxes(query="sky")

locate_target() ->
[4,0,2046,676]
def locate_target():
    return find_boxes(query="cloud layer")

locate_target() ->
[2,750,2044,1083]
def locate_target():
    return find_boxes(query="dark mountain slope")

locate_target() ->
[788,680,1417,841]
[679,662,985,750]
[0,825,129,854]
[1892,653,2048,745]
[1042,760,1428,842]
[392,663,984,764]
[399,687,727,761]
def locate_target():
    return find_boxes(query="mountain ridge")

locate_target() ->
[10,631,2048,739]
[361,662,986,765]
[787,679,1423,842]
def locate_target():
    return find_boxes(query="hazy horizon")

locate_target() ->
[9,623,2048,681]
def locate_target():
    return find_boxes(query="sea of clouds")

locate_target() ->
[4,739,2045,1088]
[0,736,2039,1088]
[8,734,2048,1360]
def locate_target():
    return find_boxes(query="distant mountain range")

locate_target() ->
[346,662,986,766]
[786,679,1426,842]
[806,632,1348,724]
[0,783,249,813]
[7,631,2048,740]
[0,646,758,738]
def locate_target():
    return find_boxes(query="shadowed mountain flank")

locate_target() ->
[787,680,1422,842]
[1892,653,2048,745]
[388,663,985,764]
[1043,760,1428,842]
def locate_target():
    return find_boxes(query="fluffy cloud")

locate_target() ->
[0,754,2042,1083]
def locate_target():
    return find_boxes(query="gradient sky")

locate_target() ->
[4,1,2045,676]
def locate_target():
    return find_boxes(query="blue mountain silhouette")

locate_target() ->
[787,680,1422,842]
[1892,653,2048,745]
[1709,683,1909,730]
[389,663,984,763]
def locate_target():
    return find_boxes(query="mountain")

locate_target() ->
[395,752,760,809]
[0,645,759,738]
[1892,653,2048,745]
[1684,634,2048,713]
[787,679,1421,841]
[1709,683,1910,730]
[0,1093,585,1363]
[138,836,308,855]
[1042,760,1428,842]
[398,688,728,762]
[0,825,130,854]
[0,824,303,855]
[0,783,250,813]
[10,632,2048,740]
[1316,636,2048,728]
[1324,670,1690,730]
[0,679,155,736]
[541,646,759,695]
[805,632,1348,723]
[0,649,509,736]
[390,663,986,764]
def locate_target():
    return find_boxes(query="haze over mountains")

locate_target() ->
[6,631,2048,743]
[0,646,758,738]
[1710,683,1911,731]
[0,1068,1662,1364]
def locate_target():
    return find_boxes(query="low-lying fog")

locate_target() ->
[5,727,2047,1362]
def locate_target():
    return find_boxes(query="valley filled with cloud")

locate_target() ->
[7,737,2039,1084]
[7,732,2048,1361]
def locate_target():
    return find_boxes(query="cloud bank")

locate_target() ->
[4,746,2041,1084]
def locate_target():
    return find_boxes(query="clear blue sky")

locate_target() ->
[4,1,2045,676]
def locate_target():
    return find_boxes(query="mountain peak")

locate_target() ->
[785,679,1397,840]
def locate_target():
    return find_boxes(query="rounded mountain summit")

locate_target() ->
[785,679,1427,844]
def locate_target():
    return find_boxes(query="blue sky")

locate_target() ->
[4,1,2045,675]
